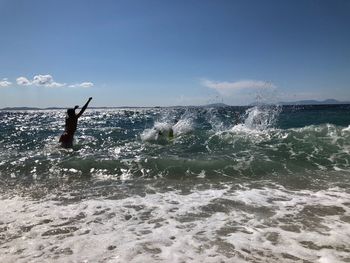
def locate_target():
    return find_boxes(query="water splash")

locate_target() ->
[141,112,193,142]
[1,106,350,182]
[243,105,281,130]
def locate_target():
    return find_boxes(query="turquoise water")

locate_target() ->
[1,105,350,262]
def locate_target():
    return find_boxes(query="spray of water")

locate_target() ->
[141,112,193,142]
[226,105,282,143]
[243,105,281,130]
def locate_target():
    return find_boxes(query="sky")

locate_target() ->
[0,0,350,107]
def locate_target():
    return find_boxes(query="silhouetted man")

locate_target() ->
[59,97,92,148]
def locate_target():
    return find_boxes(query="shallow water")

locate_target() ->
[1,105,350,262]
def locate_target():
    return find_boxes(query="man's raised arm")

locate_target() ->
[77,97,92,118]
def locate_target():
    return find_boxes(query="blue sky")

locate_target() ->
[0,0,349,107]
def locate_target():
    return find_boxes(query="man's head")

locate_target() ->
[67,108,76,118]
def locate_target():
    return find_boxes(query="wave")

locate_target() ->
[2,107,350,263]
[2,181,349,262]
[1,106,350,183]
[141,114,194,142]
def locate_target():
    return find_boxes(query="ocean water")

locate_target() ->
[1,105,350,262]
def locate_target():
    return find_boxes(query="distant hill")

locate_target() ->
[1,107,41,111]
[248,102,271,106]
[279,99,350,105]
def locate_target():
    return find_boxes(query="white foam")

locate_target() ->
[243,105,281,130]
[342,125,350,133]
[1,183,349,262]
[172,118,193,137]
[218,105,281,143]
[141,117,193,142]
[140,127,160,141]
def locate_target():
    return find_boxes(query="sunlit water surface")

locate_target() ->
[1,105,350,262]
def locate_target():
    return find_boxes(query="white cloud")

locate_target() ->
[16,74,66,87]
[69,82,94,88]
[16,77,32,86]
[200,78,279,105]
[46,81,66,88]
[0,78,12,87]
[202,79,276,95]
[33,74,66,87]
[32,74,54,85]
[15,74,93,88]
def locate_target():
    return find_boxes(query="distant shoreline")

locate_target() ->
[1,101,350,111]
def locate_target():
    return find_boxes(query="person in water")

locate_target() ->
[156,118,178,138]
[59,97,92,148]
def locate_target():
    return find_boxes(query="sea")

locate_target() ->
[0,104,350,263]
